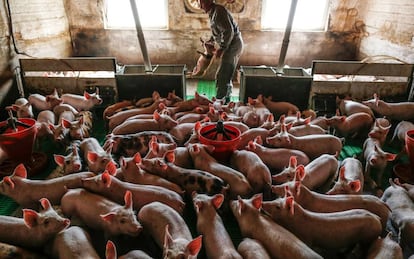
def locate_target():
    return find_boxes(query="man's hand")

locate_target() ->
[215,48,224,58]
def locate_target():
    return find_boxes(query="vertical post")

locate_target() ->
[129,0,152,72]
[276,0,299,74]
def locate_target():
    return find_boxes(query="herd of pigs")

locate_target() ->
[1,87,414,259]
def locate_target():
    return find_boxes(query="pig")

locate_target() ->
[362,93,414,121]
[111,111,178,135]
[28,89,62,111]
[175,112,207,124]
[105,240,154,259]
[262,95,299,118]
[283,111,311,127]
[52,103,79,118]
[80,137,115,174]
[326,111,374,138]
[8,97,33,118]
[237,238,271,259]
[366,232,403,259]
[64,111,93,140]
[112,155,183,195]
[246,95,273,127]
[53,141,83,175]
[261,195,382,252]
[235,127,273,150]
[245,136,310,171]
[286,122,327,137]
[191,36,216,77]
[143,136,177,159]
[230,194,323,259]
[336,96,375,118]
[137,202,202,259]
[35,110,55,138]
[102,100,135,120]
[363,137,397,194]
[394,178,414,200]
[49,110,76,143]
[171,92,212,113]
[104,131,175,158]
[107,97,166,130]
[140,150,228,196]
[273,153,339,192]
[0,163,94,208]
[266,124,343,160]
[188,143,253,198]
[192,192,242,259]
[0,198,70,249]
[381,178,414,245]
[81,171,185,214]
[45,226,100,259]
[61,188,142,237]
[272,181,391,230]
[61,88,102,111]
[368,118,392,147]
[168,122,198,146]
[326,157,364,195]
[229,149,272,198]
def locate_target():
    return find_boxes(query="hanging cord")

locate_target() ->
[5,0,35,58]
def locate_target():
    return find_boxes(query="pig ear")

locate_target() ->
[186,235,203,257]
[294,181,301,196]
[386,153,397,162]
[212,194,224,209]
[101,212,116,222]
[39,198,52,210]
[124,190,133,209]
[304,116,311,124]
[54,154,65,167]
[153,110,161,121]
[87,151,98,163]
[105,161,117,176]
[163,224,174,250]
[194,121,202,133]
[61,119,71,129]
[165,150,175,163]
[294,165,305,181]
[2,176,15,189]
[101,171,112,188]
[150,141,160,155]
[237,196,245,215]
[339,167,346,180]
[84,91,91,100]
[289,156,297,168]
[251,193,263,210]
[255,136,263,145]
[246,140,256,150]
[105,240,117,259]
[23,209,39,228]
[285,196,295,215]
[133,152,142,164]
[13,163,27,178]
[349,180,361,192]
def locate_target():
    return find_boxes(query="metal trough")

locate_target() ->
[239,66,312,111]
[116,64,187,101]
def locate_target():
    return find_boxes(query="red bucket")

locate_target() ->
[405,129,414,167]
[198,123,241,162]
[0,118,37,163]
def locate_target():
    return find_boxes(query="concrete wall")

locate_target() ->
[358,0,414,63]
[0,0,71,106]
[68,0,362,69]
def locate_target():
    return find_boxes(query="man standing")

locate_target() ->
[198,0,244,103]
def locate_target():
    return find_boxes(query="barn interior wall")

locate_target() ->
[357,0,414,63]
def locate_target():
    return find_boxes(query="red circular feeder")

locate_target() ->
[198,121,241,162]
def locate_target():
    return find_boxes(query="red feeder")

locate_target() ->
[198,121,241,163]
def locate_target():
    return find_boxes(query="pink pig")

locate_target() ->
[138,202,202,259]
[61,88,102,111]
[0,198,70,249]
[111,111,178,135]
[61,188,142,237]
[80,137,115,174]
